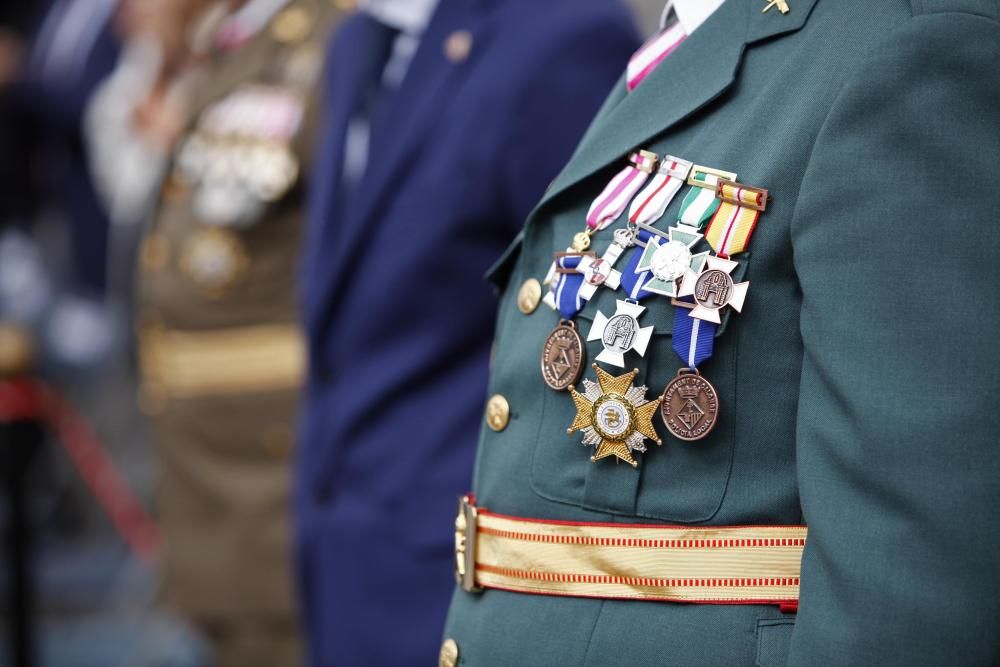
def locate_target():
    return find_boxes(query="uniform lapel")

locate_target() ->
[537,0,820,213]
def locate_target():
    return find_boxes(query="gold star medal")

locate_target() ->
[567,364,662,468]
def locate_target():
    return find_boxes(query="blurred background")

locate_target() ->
[0,1,662,665]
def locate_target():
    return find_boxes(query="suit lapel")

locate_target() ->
[537,0,820,213]
[303,16,380,329]
[328,0,483,275]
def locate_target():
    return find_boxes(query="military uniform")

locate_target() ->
[137,2,342,665]
[444,1,1000,665]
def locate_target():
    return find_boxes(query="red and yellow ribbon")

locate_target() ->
[704,180,768,258]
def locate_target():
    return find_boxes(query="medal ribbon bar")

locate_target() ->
[544,254,590,319]
[585,150,659,231]
[704,180,769,258]
[628,155,693,226]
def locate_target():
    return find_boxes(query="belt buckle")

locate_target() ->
[454,495,482,593]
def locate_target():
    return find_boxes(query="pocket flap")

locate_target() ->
[756,619,795,667]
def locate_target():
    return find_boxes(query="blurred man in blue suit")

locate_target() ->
[296,0,639,663]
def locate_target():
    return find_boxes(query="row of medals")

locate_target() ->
[538,154,764,467]
[166,7,322,296]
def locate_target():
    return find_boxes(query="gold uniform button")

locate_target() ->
[517,278,542,315]
[485,394,510,432]
[444,30,473,63]
[439,638,459,667]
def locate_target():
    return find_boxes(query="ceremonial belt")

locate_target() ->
[140,323,305,398]
[456,496,806,607]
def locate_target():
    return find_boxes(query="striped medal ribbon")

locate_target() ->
[548,254,589,321]
[626,21,687,92]
[585,150,659,232]
[704,180,769,258]
[628,156,694,227]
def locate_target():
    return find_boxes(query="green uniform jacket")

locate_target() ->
[444,0,1000,664]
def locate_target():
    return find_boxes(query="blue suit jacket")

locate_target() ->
[296,0,638,664]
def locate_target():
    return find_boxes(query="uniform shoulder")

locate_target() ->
[490,0,636,39]
[909,0,1000,19]
[477,0,637,76]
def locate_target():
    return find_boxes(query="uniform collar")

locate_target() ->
[359,0,441,34]
[662,0,727,34]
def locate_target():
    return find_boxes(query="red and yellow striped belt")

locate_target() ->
[455,496,806,608]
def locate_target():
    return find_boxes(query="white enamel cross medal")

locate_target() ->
[633,223,709,298]
[575,227,637,302]
[587,299,654,368]
[677,256,749,324]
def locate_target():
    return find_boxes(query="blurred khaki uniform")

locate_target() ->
[137,2,344,665]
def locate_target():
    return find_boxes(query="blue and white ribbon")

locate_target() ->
[618,229,657,301]
[672,301,716,368]
[549,255,587,320]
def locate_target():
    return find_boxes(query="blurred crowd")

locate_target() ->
[0,1,657,665]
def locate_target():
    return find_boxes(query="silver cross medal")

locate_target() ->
[542,227,637,311]
[587,300,654,368]
[632,223,709,298]
[575,227,637,301]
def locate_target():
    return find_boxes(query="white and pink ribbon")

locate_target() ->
[585,151,658,232]
[626,21,686,92]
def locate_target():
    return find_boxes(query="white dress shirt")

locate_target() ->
[343,0,441,187]
[662,0,727,34]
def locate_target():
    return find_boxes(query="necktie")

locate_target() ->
[626,19,687,92]
[340,18,398,206]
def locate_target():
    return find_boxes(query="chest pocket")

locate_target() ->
[525,208,748,523]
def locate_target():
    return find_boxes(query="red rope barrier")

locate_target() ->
[0,378,161,564]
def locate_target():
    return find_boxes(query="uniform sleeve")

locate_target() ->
[496,4,638,227]
[788,12,1000,665]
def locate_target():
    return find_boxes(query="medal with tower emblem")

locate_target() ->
[587,300,654,368]
[567,364,662,467]
[678,255,749,324]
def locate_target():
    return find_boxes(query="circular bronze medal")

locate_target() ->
[659,368,719,441]
[540,321,585,391]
